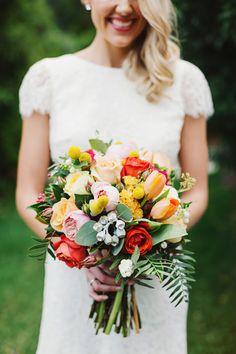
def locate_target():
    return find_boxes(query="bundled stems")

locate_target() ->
[90,281,141,336]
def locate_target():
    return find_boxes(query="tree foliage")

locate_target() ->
[0,0,235,179]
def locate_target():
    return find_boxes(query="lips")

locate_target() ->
[107,16,137,32]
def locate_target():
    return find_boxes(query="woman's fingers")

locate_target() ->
[88,266,118,286]
[86,267,121,302]
[88,286,108,302]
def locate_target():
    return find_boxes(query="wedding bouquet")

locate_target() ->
[29,138,196,337]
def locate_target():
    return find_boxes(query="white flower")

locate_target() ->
[118,259,134,278]
[64,171,93,195]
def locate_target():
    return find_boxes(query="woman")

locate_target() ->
[16,0,214,353]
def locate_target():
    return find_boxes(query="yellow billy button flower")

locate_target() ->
[79,152,92,164]
[97,195,109,208]
[68,146,81,160]
[89,195,109,216]
[133,186,145,200]
[129,150,139,158]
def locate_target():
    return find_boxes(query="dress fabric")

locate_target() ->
[19,54,214,354]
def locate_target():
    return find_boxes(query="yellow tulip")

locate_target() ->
[144,171,166,200]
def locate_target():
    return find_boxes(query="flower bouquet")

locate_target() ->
[29,138,196,337]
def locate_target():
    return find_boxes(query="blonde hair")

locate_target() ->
[123,0,180,103]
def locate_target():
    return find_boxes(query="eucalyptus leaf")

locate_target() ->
[151,224,188,245]
[116,204,133,222]
[112,238,125,256]
[89,138,109,154]
[75,220,97,246]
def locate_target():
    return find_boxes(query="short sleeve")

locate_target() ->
[181,60,214,119]
[19,59,51,118]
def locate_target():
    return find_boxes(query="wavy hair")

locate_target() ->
[123,0,180,103]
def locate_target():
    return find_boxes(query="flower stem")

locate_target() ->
[131,285,140,334]
[104,280,125,335]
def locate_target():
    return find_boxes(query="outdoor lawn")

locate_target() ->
[0,173,235,354]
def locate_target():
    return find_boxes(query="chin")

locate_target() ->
[106,36,136,49]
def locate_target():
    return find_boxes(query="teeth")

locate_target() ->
[110,19,133,28]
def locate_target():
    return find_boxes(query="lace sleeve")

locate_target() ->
[181,61,214,119]
[19,59,51,118]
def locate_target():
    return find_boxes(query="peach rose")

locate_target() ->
[91,154,122,184]
[50,197,78,232]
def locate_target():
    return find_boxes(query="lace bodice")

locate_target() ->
[19,54,214,169]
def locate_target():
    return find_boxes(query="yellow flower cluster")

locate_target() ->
[123,176,145,200]
[120,179,144,220]
[120,190,143,219]
[68,146,91,163]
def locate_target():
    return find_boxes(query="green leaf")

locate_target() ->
[75,220,97,246]
[75,194,91,208]
[115,272,122,284]
[51,184,63,201]
[47,248,56,260]
[131,245,140,266]
[109,256,123,270]
[134,279,155,289]
[151,225,188,245]
[112,238,125,256]
[153,188,171,204]
[116,204,133,222]
[89,138,109,154]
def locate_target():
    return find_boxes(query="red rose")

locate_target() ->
[53,235,88,269]
[124,225,153,255]
[121,157,152,178]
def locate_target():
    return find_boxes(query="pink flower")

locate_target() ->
[63,210,90,241]
[36,192,45,203]
[86,149,95,161]
[91,182,119,212]
[107,142,138,159]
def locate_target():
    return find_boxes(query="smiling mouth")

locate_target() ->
[107,17,137,32]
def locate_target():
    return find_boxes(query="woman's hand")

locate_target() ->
[86,265,121,302]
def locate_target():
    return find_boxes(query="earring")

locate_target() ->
[85,4,91,11]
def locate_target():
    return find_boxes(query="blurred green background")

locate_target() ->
[0,0,235,353]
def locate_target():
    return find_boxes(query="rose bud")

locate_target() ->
[144,171,166,200]
[150,198,179,221]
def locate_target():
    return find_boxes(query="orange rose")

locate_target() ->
[121,157,151,178]
[53,235,87,268]
[50,197,78,232]
[150,198,179,221]
[124,224,153,255]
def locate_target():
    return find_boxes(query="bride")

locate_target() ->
[16,0,214,353]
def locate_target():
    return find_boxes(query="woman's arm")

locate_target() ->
[16,112,50,239]
[16,112,120,299]
[179,115,209,229]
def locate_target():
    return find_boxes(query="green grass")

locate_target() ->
[0,174,235,354]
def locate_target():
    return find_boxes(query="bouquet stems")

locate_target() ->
[90,281,142,337]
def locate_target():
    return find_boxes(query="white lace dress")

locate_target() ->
[19,54,214,354]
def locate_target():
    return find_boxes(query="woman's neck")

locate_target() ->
[77,34,132,68]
